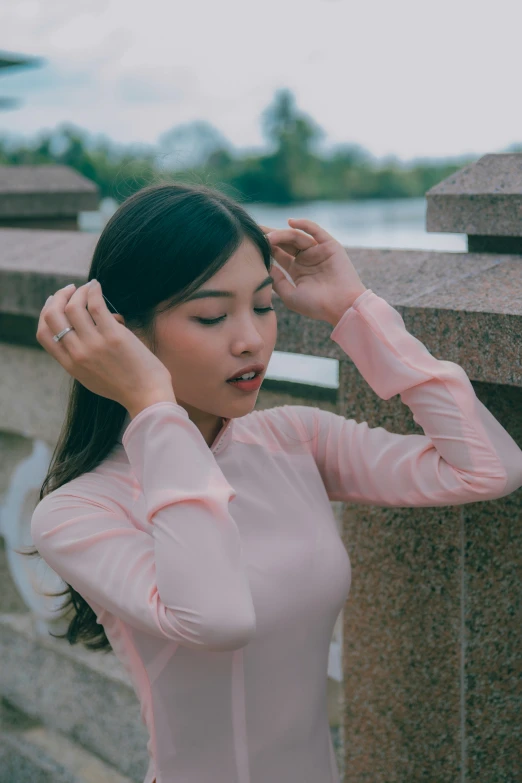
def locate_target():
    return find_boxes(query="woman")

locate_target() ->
[27,182,522,783]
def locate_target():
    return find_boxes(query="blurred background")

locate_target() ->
[1,0,521,389]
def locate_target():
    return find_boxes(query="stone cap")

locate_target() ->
[1,227,521,388]
[426,153,522,237]
[0,165,99,218]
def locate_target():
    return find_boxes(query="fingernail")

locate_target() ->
[64,283,75,290]
[89,279,98,288]
[46,295,53,303]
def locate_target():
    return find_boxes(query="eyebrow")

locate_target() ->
[185,275,274,301]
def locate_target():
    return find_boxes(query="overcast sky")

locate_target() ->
[1,0,520,162]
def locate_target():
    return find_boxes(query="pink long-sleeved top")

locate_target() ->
[31,289,522,783]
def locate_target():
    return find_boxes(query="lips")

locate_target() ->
[226,362,265,381]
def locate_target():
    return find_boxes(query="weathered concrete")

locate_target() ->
[0,166,99,229]
[426,152,522,252]
[0,613,150,782]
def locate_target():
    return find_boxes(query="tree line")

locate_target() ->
[2,89,519,205]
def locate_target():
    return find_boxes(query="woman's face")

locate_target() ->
[141,238,277,446]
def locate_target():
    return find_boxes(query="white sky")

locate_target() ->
[1,0,520,161]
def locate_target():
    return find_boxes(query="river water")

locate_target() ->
[80,197,466,388]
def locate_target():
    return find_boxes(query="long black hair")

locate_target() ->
[16,181,273,653]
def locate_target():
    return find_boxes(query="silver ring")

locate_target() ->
[53,326,75,342]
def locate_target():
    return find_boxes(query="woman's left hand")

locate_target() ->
[260,218,368,326]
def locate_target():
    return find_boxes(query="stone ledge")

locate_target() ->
[1,228,520,318]
[1,694,135,782]
[0,166,99,218]
[0,228,521,389]
[0,727,134,783]
[0,706,135,783]
[0,613,150,781]
[426,153,522,236]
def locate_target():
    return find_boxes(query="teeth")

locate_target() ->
[228,370,258,381]
[229,371,257,381]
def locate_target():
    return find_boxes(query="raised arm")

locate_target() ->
[31,401,256,650]
[274,290,522,507]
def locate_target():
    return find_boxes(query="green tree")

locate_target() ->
[260,88,325,202]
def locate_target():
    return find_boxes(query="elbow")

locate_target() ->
[203,611,256,651]
[457,469,520,502]
[490,468,522,499]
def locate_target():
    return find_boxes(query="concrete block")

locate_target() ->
[0,166,99,227]
[426,153,522,239]
[0,613,150,782]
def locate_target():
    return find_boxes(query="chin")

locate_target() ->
[225,392,260,411]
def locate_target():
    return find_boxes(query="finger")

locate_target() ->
[266,228,317,255]
[269,244,296,270]
[63,280,116,339]
[42,282,98,351]
[40,283,76,316]
[84,280,120,334]
[292,241,328,266]
[38,285,82,362]
[59,282,104,340]
[287,218,334,244]
[43,300,84,353]
[39,283,78,341]
[270,260,297,295]
[37,316,79,372]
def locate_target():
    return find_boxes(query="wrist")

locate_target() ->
[326,287,368,327]
[127,390,177,420]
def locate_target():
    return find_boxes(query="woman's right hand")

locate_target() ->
[36,281,176,413]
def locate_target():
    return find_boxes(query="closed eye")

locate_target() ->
[195,307,275,326]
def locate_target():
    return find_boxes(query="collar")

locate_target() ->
[117,410,234,456]
[210,416,233,455]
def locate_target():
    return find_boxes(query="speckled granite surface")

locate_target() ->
[426,152,522,238]
[335,364,521,782]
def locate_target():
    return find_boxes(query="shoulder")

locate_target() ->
[234,404,320,454]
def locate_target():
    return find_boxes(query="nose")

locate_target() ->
[234,312,269,350]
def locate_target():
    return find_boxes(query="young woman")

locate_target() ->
[28,182,522,783]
